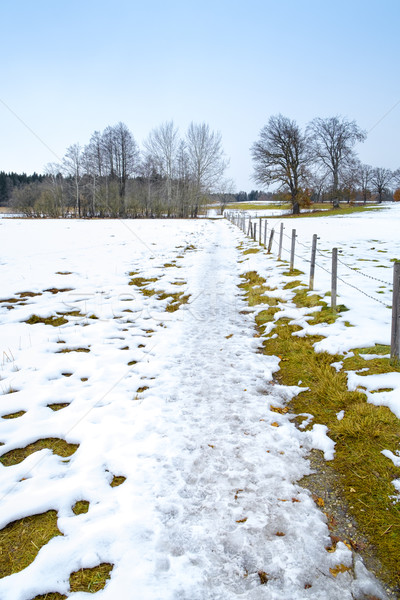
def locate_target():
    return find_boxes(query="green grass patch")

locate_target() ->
[283,204,384,218]
[0,511,62,577]
[239,272,282,308]
[47,403,70,411]
[342,346,400,375]
[226,202,291,211]
[0,438,79,467]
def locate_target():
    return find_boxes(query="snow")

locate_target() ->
[0,213,394,599]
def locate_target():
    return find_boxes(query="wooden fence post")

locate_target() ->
[309,234,318,290]
[290,229,296,271]
[267,228,274,253]
[391,262,400,360]
[278,223,284,260]
[259,218,262,245]
[247,219,252,236]
[264,220,267,247]
[253,223,257,242]
[331,248,338,311]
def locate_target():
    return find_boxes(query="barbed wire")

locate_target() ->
[226,212,392,308]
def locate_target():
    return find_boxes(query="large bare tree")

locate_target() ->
[307,116,366,208]
[251,114,309,214]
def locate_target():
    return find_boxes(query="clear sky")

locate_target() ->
[1,0,399,192]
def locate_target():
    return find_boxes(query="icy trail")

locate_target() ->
[0,219,385,599]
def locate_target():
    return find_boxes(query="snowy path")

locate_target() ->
[109,223,383,599]
[0,219,385,599]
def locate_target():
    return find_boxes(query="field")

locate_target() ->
[0,209,399,599]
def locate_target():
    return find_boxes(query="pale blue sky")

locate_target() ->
[1,0,399,191]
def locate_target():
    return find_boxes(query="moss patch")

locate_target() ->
[47,403,70,411]
[0,511,62,577]
[0,438,79,467]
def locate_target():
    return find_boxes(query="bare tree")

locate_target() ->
[251,114,309,214]
[63,143,83,217]
[185,122,229,216]
[112,122,139,201]
[371,167,393,203]
[307,116,366,208]
[44,162,65,216]
[355,162,373,204]
[144,121,180,211]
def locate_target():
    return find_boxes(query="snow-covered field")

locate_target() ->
[0,212,397,599]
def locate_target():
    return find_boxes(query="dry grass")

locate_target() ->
[2,411,26,419]
[69,563,113,593]
[25,315,68,327]
[56,347,90,354]
[72,500,90,515]
[0,438,79,467]
[110,475,126,487]
[240,264,400,591]
[0,511,62,577]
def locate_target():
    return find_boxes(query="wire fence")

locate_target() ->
[225,210,400,360]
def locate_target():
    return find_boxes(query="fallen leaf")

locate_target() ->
[329,564,351,577]
[236,518,247,523]
[258,571,269,584]
[349,487,356,493]
[275,531,285,536]
[312,493,325,507]
[225,333,233,339]
[271,422,279,427]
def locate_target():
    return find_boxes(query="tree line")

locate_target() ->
[0,172,45,206]
[8,121,229,218]
[251,114,400,214]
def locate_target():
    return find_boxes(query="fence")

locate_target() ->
[225,210,400,361]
